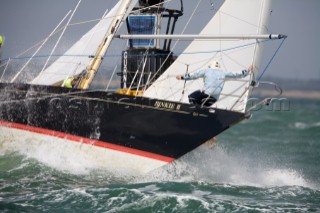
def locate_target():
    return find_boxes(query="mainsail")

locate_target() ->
[31,0,137,86]
[144,0,272,112]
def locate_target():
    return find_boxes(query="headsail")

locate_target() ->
[144,0,272,112]
[31,0,138,87]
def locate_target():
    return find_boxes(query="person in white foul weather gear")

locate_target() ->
[176,61,253,107]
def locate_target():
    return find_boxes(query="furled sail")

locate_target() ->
[31,1,123,86]
[144,0,272,112]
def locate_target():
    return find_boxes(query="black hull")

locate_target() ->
[0,83,245,161]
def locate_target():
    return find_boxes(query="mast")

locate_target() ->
[77,0,136,90]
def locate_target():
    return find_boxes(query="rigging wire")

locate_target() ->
[0,38,280,83]
[257,37,287,81]
[9,10,73,83]
[105,65,118,91]
[246,38,287,112]
[0,39,281,64]
[40,0,82,77]
[0,58,10,82]
[0,40,286,98]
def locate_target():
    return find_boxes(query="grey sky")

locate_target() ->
[267,0,320,80]
[0,0,319,80]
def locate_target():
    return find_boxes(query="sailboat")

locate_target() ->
[0,0,285,173]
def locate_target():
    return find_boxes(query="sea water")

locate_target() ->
[0,98,319,212]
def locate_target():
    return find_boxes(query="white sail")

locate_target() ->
[144,0,272,112]
[31,2,122,85]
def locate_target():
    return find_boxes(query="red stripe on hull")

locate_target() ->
[0,120,175,163]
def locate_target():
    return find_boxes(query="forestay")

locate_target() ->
[144,0,272,113]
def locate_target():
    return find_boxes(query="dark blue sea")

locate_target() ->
[1,98,320,212]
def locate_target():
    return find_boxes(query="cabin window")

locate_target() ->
[127,15,157,47]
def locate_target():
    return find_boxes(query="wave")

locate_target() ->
[0,131,315,188]
[0,132,136,183]
[141,145,312,188]
[293,122,320,130]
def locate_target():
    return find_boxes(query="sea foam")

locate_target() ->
[143,144,310,188]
